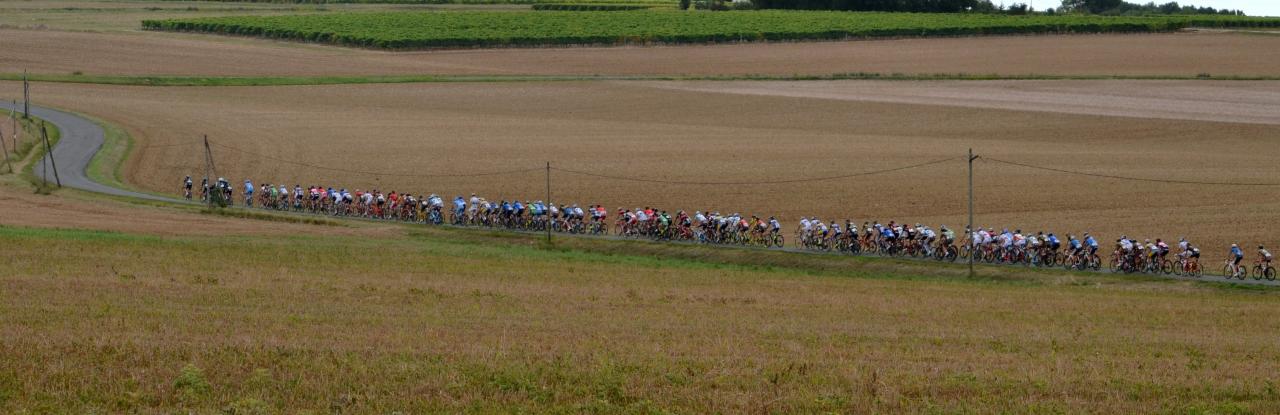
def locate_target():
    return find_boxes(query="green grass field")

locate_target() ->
[2,215,1279,412]
[142,10,1280,49]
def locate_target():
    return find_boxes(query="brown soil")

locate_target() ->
[7,79,1280,257]
[3,28,1279,77]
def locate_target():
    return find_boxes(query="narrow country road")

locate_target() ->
[2,102,168,201]
[5,101,1276,287]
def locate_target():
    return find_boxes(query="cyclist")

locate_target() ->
[266,183,278,207]
[1028,232,1043,260]
[1118,237,1134,268]
[449,196,463,220]
[1047,232,1061,253]
[243,179,254,207]
[921,226,936,255]
[1155,238,1169,262]
[769,216,782,235]
[1084,233,1098,256]
[183,175,193,199]
[940,225,955,247]
[1229,244,1245,277]
[1259,245,1273,269]
[1068,234,1083,258]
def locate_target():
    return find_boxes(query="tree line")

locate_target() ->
[751,0,1245,15]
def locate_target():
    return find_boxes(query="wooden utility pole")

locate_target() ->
[41,122,60,187]
[203,135,218,206]
[22,70,30,120]
[0,121,11,174]
[10,100,17,153]
[545,162,552,243]
[967,148,979,278]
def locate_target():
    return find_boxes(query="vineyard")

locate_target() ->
[141,10,1280,49]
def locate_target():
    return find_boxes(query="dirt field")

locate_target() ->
[8,79,1280,259]
[4,28,1280,77]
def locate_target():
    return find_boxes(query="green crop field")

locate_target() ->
[142,10,1280,49]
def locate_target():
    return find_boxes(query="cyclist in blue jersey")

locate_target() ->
[1229,244,1245,277]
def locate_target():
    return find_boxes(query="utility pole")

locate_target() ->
[22,70,29,120]
[545,161,552,243]
[203,135,218,207]
[41,122,60,187]
[968,148,979,278]
[0,121,11,174]
[11,100,17,153]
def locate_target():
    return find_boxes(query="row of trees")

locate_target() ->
[749,0,1244,15]
[1058,1,1244,15]
[751,0,994,12]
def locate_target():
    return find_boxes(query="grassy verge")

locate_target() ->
[81,112,138,193]
[4,72,1279,87]
[0,110,63,192]
[1,220,1277,413]
[141,10,1280,50]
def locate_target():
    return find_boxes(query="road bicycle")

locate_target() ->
[1250,259,1276,281]
[1223,259,1247,280]
[1172,256,1202,277]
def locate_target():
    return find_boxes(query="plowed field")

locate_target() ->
[9,79,1280,259]
[3,28,1279,77]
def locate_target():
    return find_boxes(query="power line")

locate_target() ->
[982,157,1280,187]
[207,141,542,178]
[139,142,198,149]
[551,157,960,186]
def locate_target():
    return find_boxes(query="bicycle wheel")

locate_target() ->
[1252,265,1264,280]
[1223,264,1235,279]
[1266,267,1276,281]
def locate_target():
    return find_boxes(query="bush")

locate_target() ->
[173,364,210,398]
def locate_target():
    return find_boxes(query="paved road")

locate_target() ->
[1,102,168,201]
[7,102,1276,287]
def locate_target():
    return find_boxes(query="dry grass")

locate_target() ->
[4,27,1280,77]
[9,79,1280,263]
[2,212,1278,412]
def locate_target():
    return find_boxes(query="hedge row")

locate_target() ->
[141,11,1280,50]
[532,3,655,10]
